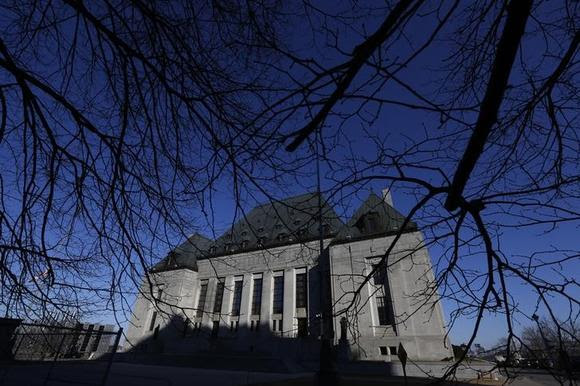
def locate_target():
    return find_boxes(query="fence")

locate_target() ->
[1,321,123,386]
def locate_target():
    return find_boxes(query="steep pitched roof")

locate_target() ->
[205,192,344,259]
[150,233,212,273]
[333,193,417,243]
[150,192,417,272]
[149,193,344,272]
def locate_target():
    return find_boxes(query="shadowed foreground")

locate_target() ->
[0,361,496,386]
[2,361,570,386]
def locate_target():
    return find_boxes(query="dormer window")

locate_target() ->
[277,233,287,242]
[257,227,265,233]
[241,240,249,249]
[257,237,266,247]
[241,230,248,237]
[355,212,381,234]
[297,228,308,238]
[209,246,217,255]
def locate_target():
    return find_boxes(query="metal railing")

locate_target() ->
[3,321,123,386]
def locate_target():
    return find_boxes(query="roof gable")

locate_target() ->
[334,193,417,242]
[150,233,212,273]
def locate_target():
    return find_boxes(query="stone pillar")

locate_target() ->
[282,268,295,336]
[240,273,253,328]
[220,276,234,331]
[261,270,273,332]
[206,277,218,322]
[177,270,199,318]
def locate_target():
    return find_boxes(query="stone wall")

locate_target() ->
[329,230,453,361]
[125,239,331,353]
[126,231,453,364]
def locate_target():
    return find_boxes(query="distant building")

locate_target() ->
[126,191,452,363]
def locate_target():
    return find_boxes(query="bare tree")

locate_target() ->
[0,0,578,383]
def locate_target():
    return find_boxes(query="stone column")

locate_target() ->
[240,273,253,329]
[221,275,235,329]
[282,268,295,337]
[205,277,217,324]
[260,270,273,332]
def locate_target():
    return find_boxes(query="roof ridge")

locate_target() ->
[253,191,319,208]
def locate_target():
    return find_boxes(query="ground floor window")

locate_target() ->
[297,318,308,338]
[250,320,260,332]
[273,319,283,333]
[211,321,219,339]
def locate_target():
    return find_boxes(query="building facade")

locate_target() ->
[126,191,453,362]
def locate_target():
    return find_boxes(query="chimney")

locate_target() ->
[382,188,394,207]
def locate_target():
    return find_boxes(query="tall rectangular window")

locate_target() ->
[197,281,208,317]
[157,288,164,301]
[251,277,263,315]
[148,312,157,331]
[273,274,284,314]
[231,279,243,316]
[213,279,225,313]
[376,296,394,325]
[296,271,307,309]
[372,264,394,325]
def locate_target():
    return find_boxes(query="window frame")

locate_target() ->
[231,278,244,316]
[372,263,395,326]
[196,281,209,318]
[213,278,225,313]
[251,276,263,315]
[295,270,308,309]
[272,274,284,314]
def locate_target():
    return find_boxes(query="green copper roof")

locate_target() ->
[332,193,417,243]
[150,192,416,272]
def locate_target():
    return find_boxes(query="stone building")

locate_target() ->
[125,190,453,363]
